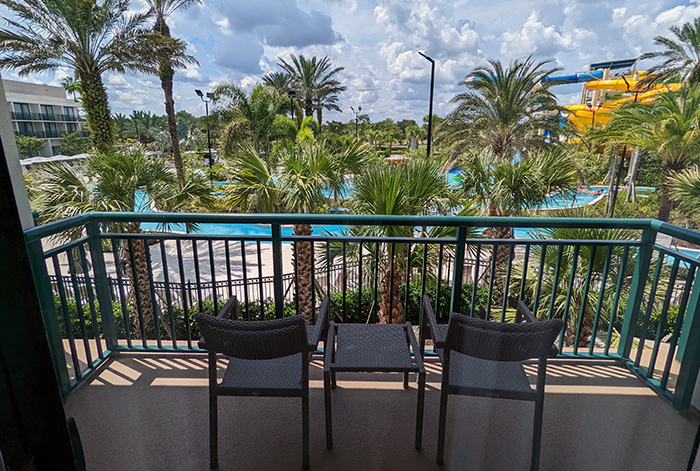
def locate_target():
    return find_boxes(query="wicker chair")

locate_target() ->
[218,296,331,359]
[421,296,563,470]
[196,296,329,470]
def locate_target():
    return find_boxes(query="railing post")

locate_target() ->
[618,226,656,359]
[25,238,72,395]
[673,278,700,410]
[86,220,118,350]
[272,223,284,319]
[450,226,467,314]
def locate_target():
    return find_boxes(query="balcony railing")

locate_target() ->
[11,111,79,121]
[23,213,700,412]
[15,129,87,139]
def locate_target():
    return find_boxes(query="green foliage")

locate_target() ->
[328,281,490,324]
[60,131,92,155]
[15,135,45,157]
[54,296,128,339]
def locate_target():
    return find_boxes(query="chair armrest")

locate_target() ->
[405,322,425,373]
[309,296,331,351]
[324,322,336,373]
[515,300,537,323]
[217,296,238,320]
[422,296,445,348]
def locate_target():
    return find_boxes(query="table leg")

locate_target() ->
[415,370,425,450]
[403,372,409,389]
[324,369,333,449]
[331,371,337,389]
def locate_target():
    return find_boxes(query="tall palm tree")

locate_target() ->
[225,140,368,322]
[352,159,454,323]
[60,76,82,102]
[213,82,284,164]
[600,85,700,221]
[0,0,190,154]
[263,71,292,94]
[437,57,562,168]
[31,150,215,337]
[277,54,347,129]
[640,17,700,85]
[145,0,199,188]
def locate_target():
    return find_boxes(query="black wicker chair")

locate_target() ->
[421,296,563,470]
[197,296,324,470]
[219,295,331,359]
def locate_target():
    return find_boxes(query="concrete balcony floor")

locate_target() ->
[65,355,699,471]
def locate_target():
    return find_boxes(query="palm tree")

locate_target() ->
[599,86,700,221]
[640,17,700,85]
[0,0,190,154]
[437,57,562,168]
[213,82,284,164]
[144,0,199,189]
[60,77,82,102]
[277,54,347,128]
[263,71,292,94]
[31,150,215,337]
[112,113,131,141]
[670,166,700,213]
[352,159,454,323]
[225,140,368,322]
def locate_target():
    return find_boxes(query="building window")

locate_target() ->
[45,122,58,137]
[13,103,30,118]
[40,105,55,119]
[17,122,34,135]
[67,123,77,133]
[63,107,76,119]
[51,146,61,155]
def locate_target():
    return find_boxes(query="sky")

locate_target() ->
[3,0,700,124]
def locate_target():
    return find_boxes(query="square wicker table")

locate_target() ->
[323,321,426,450]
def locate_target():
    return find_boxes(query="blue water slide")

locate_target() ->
[541,70,603,85]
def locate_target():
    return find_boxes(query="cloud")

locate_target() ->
[500,12,576,58]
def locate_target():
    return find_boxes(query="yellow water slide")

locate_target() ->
[564,74,681,129]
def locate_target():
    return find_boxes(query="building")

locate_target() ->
[3,78,85,157]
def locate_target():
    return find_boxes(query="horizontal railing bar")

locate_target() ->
[50,211,656,230]
[24,213,92,241]
[653,244,700,266]
[42,236,90,258]
[652,220,700,246]
[97,232,273,242]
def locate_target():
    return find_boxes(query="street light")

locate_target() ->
[418,51,435,158]
[350,105,362,138]
[195,89,213,187]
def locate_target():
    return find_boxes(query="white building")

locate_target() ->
[3,79,85,156]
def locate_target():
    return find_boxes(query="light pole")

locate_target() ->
[418,51,435,158]
[351,105,362,138]
[195,89,213,187]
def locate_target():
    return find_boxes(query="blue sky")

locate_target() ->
[4,0,700,123]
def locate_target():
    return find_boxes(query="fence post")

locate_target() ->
[272,223,284,319]
[86,220,118,350]
[618,226,656,359]
[25,238,72,395]
[450,226,467,314]
[673,278,700,410]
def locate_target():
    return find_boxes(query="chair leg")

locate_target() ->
[530,397,544,471]
[209,391,218,468]
[403,372,409,389]
[324,370,333,449]
[415,371,425,450]
[302,390,310,470]
[437,390,448,465]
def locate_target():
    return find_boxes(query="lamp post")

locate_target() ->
[418,51,435,158]
[351,105,362,138]
[195,89,213,187]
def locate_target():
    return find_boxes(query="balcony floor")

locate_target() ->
[65,354,699,471]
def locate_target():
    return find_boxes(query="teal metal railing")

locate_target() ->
[23,213,700,410]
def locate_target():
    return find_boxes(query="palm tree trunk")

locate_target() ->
[123,234,155,338]
[155,20,186,188]
[294,224,314,323]
[379,244,405,324]
[658,164,678,222]
[79,70,113,154]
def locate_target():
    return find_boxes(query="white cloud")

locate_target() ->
[500,12,576,58]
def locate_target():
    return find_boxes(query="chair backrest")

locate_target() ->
[196,313,308,360]
[445,312,563,362]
